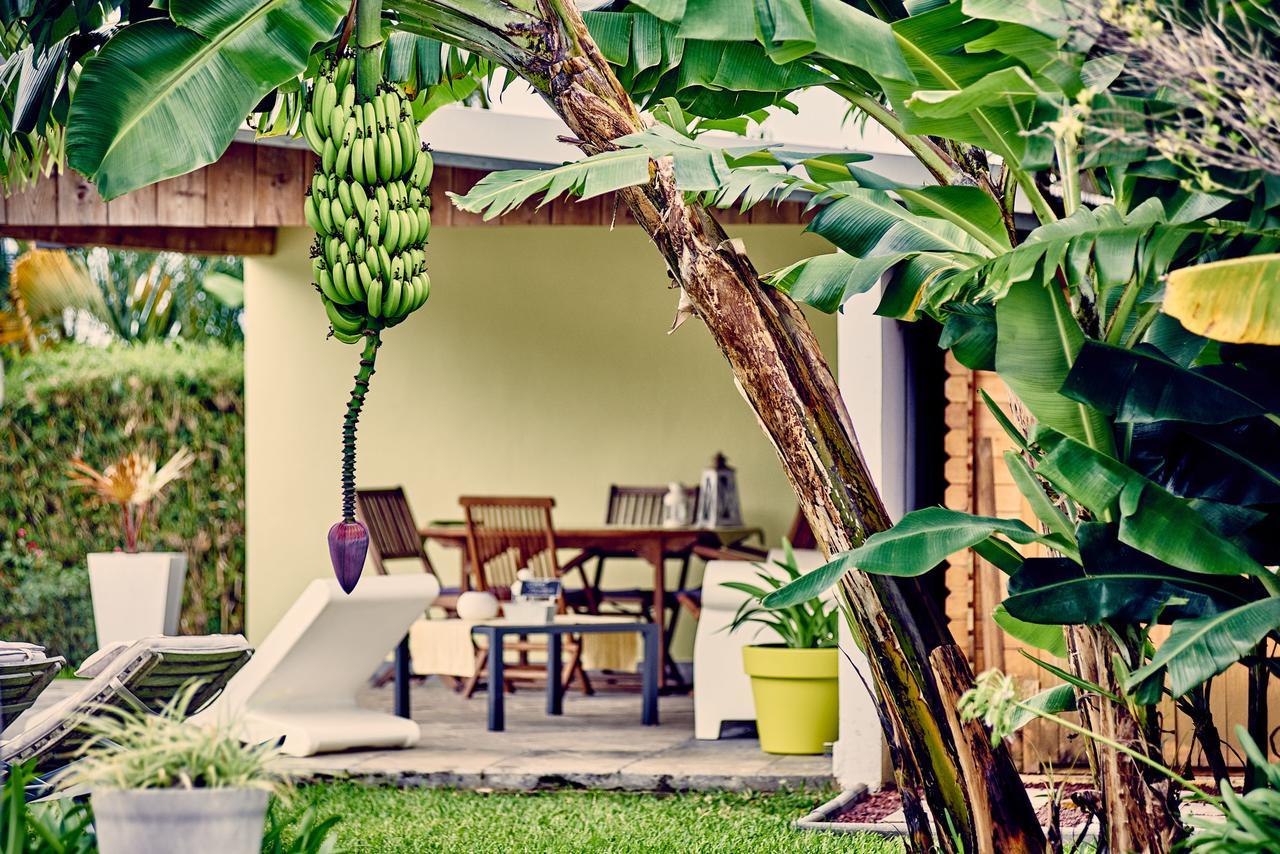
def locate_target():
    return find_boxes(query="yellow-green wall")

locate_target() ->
[245,224,834,656]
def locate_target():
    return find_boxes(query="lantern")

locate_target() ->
[695,453,742,528]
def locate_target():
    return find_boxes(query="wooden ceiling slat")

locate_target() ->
[205,143,256,227]
[107,181,157,225]
[5,176,58,226]
[56,170,108,225]
[157,170,207,227]
[253,145,305,226]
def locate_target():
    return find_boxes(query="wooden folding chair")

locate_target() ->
[587,485,700,626]
[357,487,462,690]
[458,496,594,698]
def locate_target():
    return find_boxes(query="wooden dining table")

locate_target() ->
[419,523,763,691]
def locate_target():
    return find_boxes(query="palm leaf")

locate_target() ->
[67,0,345,198]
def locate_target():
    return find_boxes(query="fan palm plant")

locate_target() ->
[67,447,194,552]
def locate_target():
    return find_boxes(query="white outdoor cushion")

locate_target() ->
[196,574,439,757]
[0,641,47,663]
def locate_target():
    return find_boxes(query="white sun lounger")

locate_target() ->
[196,574,439,757]
[0,635,251,778]
[0,643,65,733]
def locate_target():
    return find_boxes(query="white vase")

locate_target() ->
[87,552,187,648]
[92,789,268,854]
[455,590,500,620]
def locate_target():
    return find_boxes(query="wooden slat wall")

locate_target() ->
[944,354,1274,772]
[0,143,805,255]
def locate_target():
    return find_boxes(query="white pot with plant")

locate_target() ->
[59,686,287,854]
[69,447,194,648]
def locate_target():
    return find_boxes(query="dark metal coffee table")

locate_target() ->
[472,620,660,732]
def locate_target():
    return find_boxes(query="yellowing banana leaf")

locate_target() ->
[68,0,345,199]
[1164,254,1280,346]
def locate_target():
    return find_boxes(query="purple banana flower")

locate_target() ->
[328,520,369,593]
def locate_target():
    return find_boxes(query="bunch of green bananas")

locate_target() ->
[302,54,434,344]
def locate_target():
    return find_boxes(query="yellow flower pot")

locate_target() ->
[742,645,839,755]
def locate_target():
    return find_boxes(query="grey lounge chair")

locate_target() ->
[0,635,252,779]
[0,644,65,733]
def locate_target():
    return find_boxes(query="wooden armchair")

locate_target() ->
[459,496,594,697]
[585,485,700,621]
[356,487,460,614]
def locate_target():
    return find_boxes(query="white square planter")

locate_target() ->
[87,552,187,648]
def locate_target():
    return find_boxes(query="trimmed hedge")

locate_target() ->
[0,342,244,663]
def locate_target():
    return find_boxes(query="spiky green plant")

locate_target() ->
[58,684,288,794]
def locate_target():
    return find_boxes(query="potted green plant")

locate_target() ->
[68,446,194,648]
[59,685,287,854]
[726,543,839,755]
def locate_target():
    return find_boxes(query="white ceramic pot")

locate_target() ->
[87,552,187,648]
[92,789,268,854]
[455,590,500,620]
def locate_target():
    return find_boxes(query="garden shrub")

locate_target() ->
[0,342,243,664]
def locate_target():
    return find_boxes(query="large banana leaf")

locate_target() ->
[625,0,912,81]
[1127,598,1280,698]
[1130,419,1280,506]
[1004,524,1254,625]
[1061,341,1279,425]
[993,604,1068,658]
[1033,428,1269,578]
[765,252,903,313]
[67,0,345,199]
[995,281,1114,453]
[1008,684,1076,733]
[808,188,990,259]
[1164,254,1280,346]
[879,4,1059,168]
[762,507,1044,609]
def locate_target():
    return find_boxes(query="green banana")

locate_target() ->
[362,134,377,188]
[376,125,391,182]
[350,130,366,184]
[331,328,363,345]
[357,262,374,297]
[341,82,355,111]
[342,214,359,248]
[366,276,383,317]
[351,182,369,220]
[418,207,431,243]
[304,193,322,232]
[336,181,353,218]
[382,207,400,252]
[329,198,346,235]
[365,246,381,278]
[302,112,325,155]
[331,258,352,302]
[328,104,346,146]
[317,192,334,233]
[321,137,337,175]
[372,93,387,128]
[389,123,403,179]
[345,261,363,300]
[324,298,364,334]
[317,265,346,305]
[382,277,402,318]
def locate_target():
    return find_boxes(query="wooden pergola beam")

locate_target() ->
[0,224,276,255]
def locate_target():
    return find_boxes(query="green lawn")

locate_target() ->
[274,785,903,853]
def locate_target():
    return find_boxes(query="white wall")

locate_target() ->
[832,285,901,789]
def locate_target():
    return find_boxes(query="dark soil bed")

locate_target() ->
[831,783,1098,829]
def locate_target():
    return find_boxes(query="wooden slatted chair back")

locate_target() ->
[605,485,699,527]
[459,496,560,593]
[356,487,437,576]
